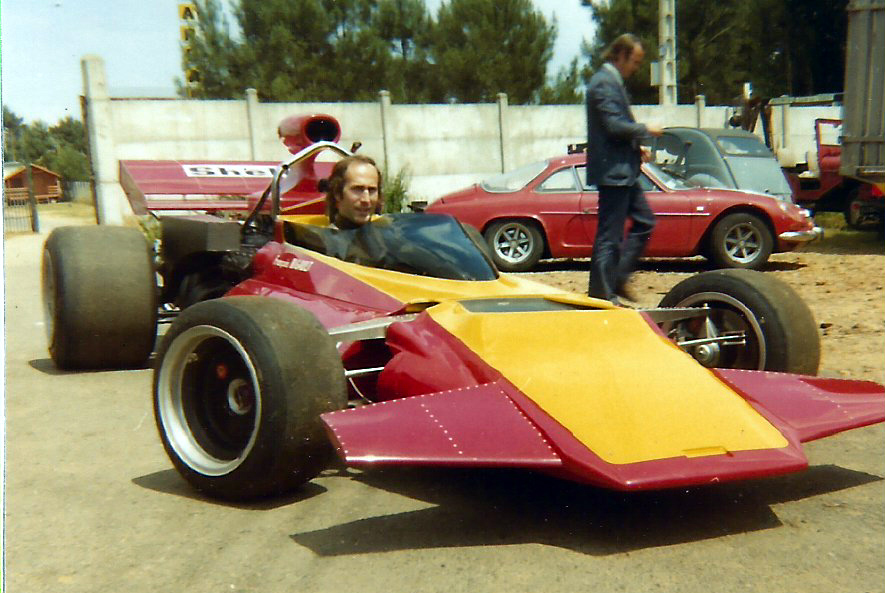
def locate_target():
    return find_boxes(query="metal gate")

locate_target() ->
[3,170,41,235]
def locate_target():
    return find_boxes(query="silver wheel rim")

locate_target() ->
[723,222,762,264]
[664,291,767,370]
[492,223,534,264]
[156,325,261,476]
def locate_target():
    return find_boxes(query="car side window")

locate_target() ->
[575,165,597,191]
[536,167,579,192]
[638,173,658,192]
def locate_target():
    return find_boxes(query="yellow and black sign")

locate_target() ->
[180,2,199,95]
[179,3,197,21]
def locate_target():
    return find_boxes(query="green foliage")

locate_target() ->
[586,0,850,104]
[3,106,91,182]
[540,59,584,104]
[431,0,555,103]
[382,166,411,213]
[181,0,560,105]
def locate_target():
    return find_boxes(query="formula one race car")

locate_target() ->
[42,123,885,501]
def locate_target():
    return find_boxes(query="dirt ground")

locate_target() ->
[3,205,884,593]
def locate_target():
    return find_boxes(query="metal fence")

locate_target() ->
[3,169,41,235]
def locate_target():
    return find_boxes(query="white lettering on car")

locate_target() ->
[273,256,314,272]
[183,164,276,178]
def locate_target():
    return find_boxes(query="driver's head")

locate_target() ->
[325,155,382,228]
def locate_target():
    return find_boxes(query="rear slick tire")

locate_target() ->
[153,296,348,501]
[658,269,820,375]
[42,226,157,370]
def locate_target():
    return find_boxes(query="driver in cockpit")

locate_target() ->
[324,155,383,229]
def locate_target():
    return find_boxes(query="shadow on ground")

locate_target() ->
[290,464,880,556]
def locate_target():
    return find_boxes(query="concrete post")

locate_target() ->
[245,88,260,160]
[497,93,509,173]
[378,90,394,174]
[81,55,129,225]
[695,95,706,128]
[658,0,678,105]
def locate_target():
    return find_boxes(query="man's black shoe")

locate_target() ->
[616,284,639,303]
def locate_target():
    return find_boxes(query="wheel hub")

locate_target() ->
[692,343,721,366]
[227,378,254,415]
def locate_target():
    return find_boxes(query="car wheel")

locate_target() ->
[42,226,157,370]
[658,269,820,374]
[707,212,773,269]
[484,220,544,272]
[153,296,347,501]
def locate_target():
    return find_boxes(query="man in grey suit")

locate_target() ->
[586,33,662,305]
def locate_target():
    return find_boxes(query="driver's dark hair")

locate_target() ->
[325,155,383,221]
[601,33,642,63]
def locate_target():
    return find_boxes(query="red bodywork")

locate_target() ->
[427,154,817,259]
[786,118,874,208]
[119,113,342,215]
[223,232,885,491]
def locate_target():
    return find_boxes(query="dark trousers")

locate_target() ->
[588,183,656,302]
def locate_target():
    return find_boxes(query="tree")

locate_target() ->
[585,0,850,105]
[2,107,91,182]
[431,0,556,103]
[181,0,558,105]
[540,59,585,104]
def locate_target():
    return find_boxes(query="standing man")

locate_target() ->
[586,33,662,305]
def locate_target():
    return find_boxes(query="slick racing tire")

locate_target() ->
[658,269,820,375]
[484,219,544,272]
[707,212,774,270]
[42,226,157,370]
[154,296,347,501]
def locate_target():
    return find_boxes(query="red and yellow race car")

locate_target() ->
[42,129,884,502]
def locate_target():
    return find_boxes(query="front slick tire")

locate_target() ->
[154,296,347,501]
[658,269,820,375]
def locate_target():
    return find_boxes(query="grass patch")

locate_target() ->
[803,212,884,254]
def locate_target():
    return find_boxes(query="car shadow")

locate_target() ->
[289,464,880,557]
[131,468,330,510]
[28,357,155,375]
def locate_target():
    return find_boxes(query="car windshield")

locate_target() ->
[284,213,498,281]
[480,160,548,192]
[643,163,695,190]
[715,136,773,156]
[724,156,793,199]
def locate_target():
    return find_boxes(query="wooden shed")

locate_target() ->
[3,163,62,204]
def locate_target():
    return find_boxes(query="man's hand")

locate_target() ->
[641,146,654,163]
[645,123,663,137]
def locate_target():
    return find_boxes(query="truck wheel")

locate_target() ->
[707,212,773,269]
[154,296,347,501]
[658,269,820,375]
[484,220,544,272]
[42,226,157,370]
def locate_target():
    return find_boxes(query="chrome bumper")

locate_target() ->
[779,226,823,243]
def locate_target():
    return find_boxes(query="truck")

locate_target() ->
[838,0,884,228]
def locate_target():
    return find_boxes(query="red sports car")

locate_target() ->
[426,153,821,272]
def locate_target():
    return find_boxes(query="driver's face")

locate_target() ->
[336,162,380,226]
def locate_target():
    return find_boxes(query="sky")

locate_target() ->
[0,0,595,126]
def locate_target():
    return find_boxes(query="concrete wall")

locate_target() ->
[82,56,841,223]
